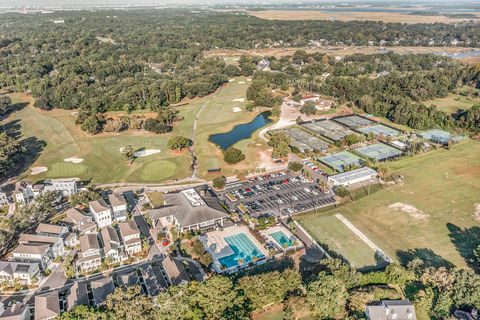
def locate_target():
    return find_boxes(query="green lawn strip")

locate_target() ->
[424,92,480,114]
[297,140,480,268]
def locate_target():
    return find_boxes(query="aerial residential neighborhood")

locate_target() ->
[0,0,479,319]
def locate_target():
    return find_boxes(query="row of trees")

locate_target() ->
[59,258,480,319]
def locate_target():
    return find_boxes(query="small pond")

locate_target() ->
[208,111,272,150]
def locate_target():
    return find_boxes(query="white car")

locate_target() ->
[304,187,311,193]
[292,196,298,201]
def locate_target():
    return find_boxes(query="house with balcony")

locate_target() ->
[61,208,96,234]
[43,178,77,196]
[89,199,112,228]
[18,234,64,259]
[77,234,102,273]
[108,193,128,222]
[11,244,51,270]
[118,221,141,256]
[100,226,123,263]
[0,261,40,285]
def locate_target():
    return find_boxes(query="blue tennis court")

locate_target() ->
[318,151,364,172]
[219,233,265,268]
[354,143,402,161]
[358,124,401,137]
[420,129,464,145]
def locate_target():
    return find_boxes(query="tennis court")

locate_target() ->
[301,120,355,142]
[332,115,375,128]
[283,128,330,152]
[354,143,402,161]
[420,129,463,145]
[357,124,401,137]
[318,151,364,172]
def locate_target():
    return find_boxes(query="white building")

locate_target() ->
[18,234,65,259]
[89,199,112,228]
[328,167,377,186]
[77,234,102,273]
[12,244,51,270]
[0,191,8,207]
[44,178,77,196]
[0,261,40,285]
[108,193,128,222]
[100,226,123,263]
[118,221,142,256]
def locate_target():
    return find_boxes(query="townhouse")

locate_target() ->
[61,208,96,234]
[118,221,142,256]
[43,178,77,196]
[100,226,123,263]
[34,290,60,320]
[11,244,51,270]
[77,234,102,273]
[108,193,128,222]
[0,261,40,285]
[35,223,78,247]
[89,199,112,228]
[18,234,64,259]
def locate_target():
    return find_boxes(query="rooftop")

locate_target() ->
[66,282,89,311]
[79,233,100,252]
[162,255,190,286]
[90,277,115,306]
[35,223,67,236]
[34,290,60,320]
[118,220,140,238]
[100,226,120,253]
[108,193,126,207]
[89,198,110,213]
[329,167,377,184]
[19,233,61,245]
[12,243,50,256]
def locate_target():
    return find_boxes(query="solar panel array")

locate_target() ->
[318,151,364,172]
[301,120,356,142]
[333,115,374,128]
[284,128,330,152]
[354,143,402,161]
[357,124,401,137]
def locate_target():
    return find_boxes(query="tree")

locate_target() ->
[272,142,290,159]
[167,136,193,151]
[268,132,290,148]
[212,176,226,190]
[105,285,157,320]
[0,95,12,116]
[57,305,105,320]
[223,147,245,164]
[288,161,303,172]
[80,115,102,134]
[334,185,350,198]
[385,263,416,288]
[0,132,24,178]
[121,145,135,164]
[306,272,348,319]
[300,102,317,115]
[69,188,101,207]
[144,118,172,134]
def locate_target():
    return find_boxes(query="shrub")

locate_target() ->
[144,118,172,134]
[212,176,226,189]
[288,161,303,172]
[223,147,245,164]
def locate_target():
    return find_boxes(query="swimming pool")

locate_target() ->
[270,231,294,248]
[218,233,265,268]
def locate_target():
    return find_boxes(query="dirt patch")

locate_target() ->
[238,81,246,84]
[232,98,245,102]
[31,167,48,175]
[64,157,84,164]
[389,202,429,220]
[474,203,480,222]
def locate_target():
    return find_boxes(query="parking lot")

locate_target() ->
[220,171,336,216]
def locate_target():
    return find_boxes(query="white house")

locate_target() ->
[0,191,8,207]
[89,199,112,228]
[366,300,417,320]
[300,94,320,106]
[108,193,128,222]
[77,233,102,273]
[44,178,77,196]
[61,208,96,234]
[0,261,40,285]
[100,226,123,263]
[118,221,142,256]
[18,234,65,259]
[11,244,51,270]
[328,167,377,186]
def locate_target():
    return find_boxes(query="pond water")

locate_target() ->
[208,112,272,150]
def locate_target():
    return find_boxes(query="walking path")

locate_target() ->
[334,213,393,263]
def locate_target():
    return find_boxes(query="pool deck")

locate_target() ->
[199,225,269,272]
[260,225,304,251]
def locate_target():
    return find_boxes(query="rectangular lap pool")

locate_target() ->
[218,233,265,268]
[270,231,294,248]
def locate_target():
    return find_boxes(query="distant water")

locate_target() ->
[209,111,272,150]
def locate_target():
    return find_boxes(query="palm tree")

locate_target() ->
[121,145,135,165]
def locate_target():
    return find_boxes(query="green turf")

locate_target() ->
[7,77,270,183]
[297,140,480,268]
[425,92,480,114]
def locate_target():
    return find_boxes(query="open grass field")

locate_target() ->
[5,77,270,183]
[248,10,479,24]
[296,140,480,268]
[424,93,480,114]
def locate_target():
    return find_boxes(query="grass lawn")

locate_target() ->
[296,140,480,268]
[146,192,164,208]
[5,77,270,183]
[424,92,480,114]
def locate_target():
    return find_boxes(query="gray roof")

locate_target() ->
[141,265,167,296]
[34,290,60,320]
[162,255,190,286]
[0,302,29,320]
[148,189,227,228]
[116,271,139,287]
[90,277,115,306]
[79,233,100,252]
[35,223,67,236]
[89,199,110,213]
[66,282,89,310]
[108,193,126,207]
[63,208,96,232]
[100,226,120,253]
[19,234,61,245]
[329,166,377,184]
[118,220,140,238]
[366,300,417,320]
[12,244,50,256]
[0,261,38,276]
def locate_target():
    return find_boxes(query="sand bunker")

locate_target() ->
[229,79,235,82]
[474,203,480,222]
[31,167,48,175]
[64,157,84,164]
[389,202,428,220]
[238,81,246,84]
[247,78,252,82]
[232,107,242,113]
[70,111,78,116]
[232,98,245,102]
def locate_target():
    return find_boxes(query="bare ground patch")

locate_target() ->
[389,202,429,220]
